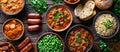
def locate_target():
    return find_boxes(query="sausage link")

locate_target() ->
[27,25,40,31]
[17,37,30,50]
[27,19,41,25]
[27,13,41,19]
[20,43,33,52]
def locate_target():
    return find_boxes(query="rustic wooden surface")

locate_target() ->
[0,0,120,52]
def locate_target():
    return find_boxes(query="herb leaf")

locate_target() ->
[84,36,88,42]
[54,11,61,19]
[29,0,48,14]
[53,0,63,5]
[77,32,81,37]
[102,19,114,29]
[76,38,81,43]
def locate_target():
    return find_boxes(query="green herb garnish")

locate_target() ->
[84,36,88,42]
[54,11,61,19]
[76,32,81,37]
[53,0,63,5]
[29,0,48,14]
[102,19,114,29]
[54,11,65,19]
[112,0,120,21]
[99,40,107,49]
[76,38,81,43]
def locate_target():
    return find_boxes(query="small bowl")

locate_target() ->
[64,0,80,4]
[0,42,16,52]
[2,18,24,41]
[46,5,73,32]
[0,0,25,15]
[35,32,65,52]
[65,24,94,52]
[93,11,119,39]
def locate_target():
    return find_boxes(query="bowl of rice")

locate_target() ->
[93,11,119,39]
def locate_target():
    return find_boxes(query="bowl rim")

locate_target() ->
[92,11,120,39]
[2,18,24,41]
[65,24,94,52]
[46,4,73,32]
[35,32,65,52]
[0,42,16,52]
[64,0,80,4]
[0,0,25,15]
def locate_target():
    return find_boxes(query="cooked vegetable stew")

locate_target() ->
[67,26,93,52]
[46,5,72,30]
[0,0,24,14]
[3,19,23,39]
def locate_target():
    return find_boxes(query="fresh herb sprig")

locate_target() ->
[53,0,63,5]
[99,40,114,52]
[76,32,81,43]
[29,0,48,14]
[113,0,120,21]
[102,19,114,29]
[54,11,65,19]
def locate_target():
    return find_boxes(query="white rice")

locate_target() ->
[95,14,117,36]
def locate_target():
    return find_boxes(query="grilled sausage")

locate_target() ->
[27,19,41,25]
[17,37,30,50]
[20,43,33,52]
[27,25,40,31]
[27,13,41,19]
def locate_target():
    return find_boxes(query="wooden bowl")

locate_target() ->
[35,32,65,52]
[65,24,94,52]
[64,0,80,4]
[93,11,119,39]
[0,42,16,52]
[0,0,25,15]
[2,18,24,41]
[46,5,73,32]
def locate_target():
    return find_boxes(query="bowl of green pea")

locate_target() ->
[35,32,65,52]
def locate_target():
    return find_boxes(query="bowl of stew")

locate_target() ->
[0,42,16,52]
[0,0,25,15]
[2,18,24,41]
[65,24,93,52]
[64,0,80,4]
[46,5,73,32]
[35,32,65,52]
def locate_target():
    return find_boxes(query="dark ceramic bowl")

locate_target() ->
[46,5,73,32]
[64,0,80,4]
[35,32,65,52]
[65,24,94,52]
[0,0,25,15]
[2,18,24,41]
[0,42,16,52]
[93,11,119,39]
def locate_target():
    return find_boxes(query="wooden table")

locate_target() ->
[0,0,120,52]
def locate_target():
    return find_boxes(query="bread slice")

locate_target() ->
[83,10,96,20]
[78,1,95,20]
[74,4,83,17]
